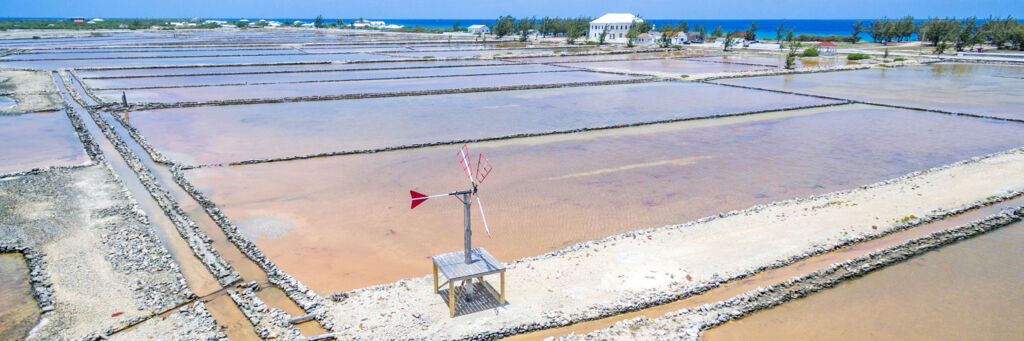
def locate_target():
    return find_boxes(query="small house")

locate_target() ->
[815,42,838,56]
[686,32,703,43]
[467,25,490,34]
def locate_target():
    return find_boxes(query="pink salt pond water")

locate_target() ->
[83,64,568,89]
[556,58,773,75]
[126,82,837,166]
[704,222,1024,341]
[95,71,644,104]
[76,60,508,78]
[182,104,1024,293]
[0,111,89,174]
[687,55,856,68]
[714,63,1024,121]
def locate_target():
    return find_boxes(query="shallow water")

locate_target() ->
[512,51,702,64]
[714,63,1024,120]
[96,71,643,104]
[0,111,90,174]
[0,254,40,341]
[0,52,393,70]
[77,60,508,78]
[688,55,856,68]
[509,195,1024,340]
[703,222,1024,341]
[84,64,567,89]
[0,97,14,110]
[2,49,300,60]
[557,58,772,75]
[127,81,836,165]
[183,105,1024,293]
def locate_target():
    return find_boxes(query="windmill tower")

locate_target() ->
[411,144,506,317]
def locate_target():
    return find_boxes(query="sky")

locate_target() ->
[2,0,1023,19]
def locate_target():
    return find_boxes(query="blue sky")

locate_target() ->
[2,0,1022,19]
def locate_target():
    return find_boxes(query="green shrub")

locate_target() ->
[800,47,820,57]
[847,53,871,60]
[670,44,683,49]
[893,57,907,61]
[552,49,562,53]
[679,74,689,78]
[585,41,600,46]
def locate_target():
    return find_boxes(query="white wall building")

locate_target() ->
[467,24,490,34]
[589,13,642,43]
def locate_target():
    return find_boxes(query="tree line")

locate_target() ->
[850,16,1024,52]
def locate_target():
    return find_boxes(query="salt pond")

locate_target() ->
[0,254,39,341]
[183,104,1024,293]
[703,222,1024,341]
[83,64,568,89]
[0,111,89,174]
[557,58,773,75]
[95,71,644,104]
[714,63,1024,120]
[0,52,393,70]
[126,81,836,165]
[76,60,508,78]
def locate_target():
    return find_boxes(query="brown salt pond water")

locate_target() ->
[0,111,89,174]
[126,82,836,165]
[509,196,1024,339]
[556,58,772,74]
[0,253,40,341]
[183,104,1024,293]
[714,63,1024,121]
[95,71,643,104]
[704,221,1024,341]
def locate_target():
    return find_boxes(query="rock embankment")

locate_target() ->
[573,205,1024,340]
[0,165,194,339]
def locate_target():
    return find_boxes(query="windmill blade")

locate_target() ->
[475,153,493,184]
[457,144,476,185]
[475,194,491,238]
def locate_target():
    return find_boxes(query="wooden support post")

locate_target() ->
[500,271,506,306]
[448,280,455,317]
[477,276,483,284]
[433,263,439,294]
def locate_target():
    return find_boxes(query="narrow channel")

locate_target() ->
[52,72,262,340]
[506,195,1024,340]
[98,85,328,336]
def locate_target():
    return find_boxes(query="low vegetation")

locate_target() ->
[847,53,871,60]
[800,47,820,57]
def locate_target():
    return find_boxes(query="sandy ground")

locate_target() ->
[0,69,62,114]
[323,148,1024,339]
[0,165,193,339]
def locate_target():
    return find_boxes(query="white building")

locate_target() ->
[589,13,643,43]
[467,24,490,34]
[636,31,688,46]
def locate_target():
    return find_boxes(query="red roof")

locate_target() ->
[815,42,837,47]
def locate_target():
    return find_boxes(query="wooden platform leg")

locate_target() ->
[500,271,506,306]
[448,280,455,317]
[433,263,439,294]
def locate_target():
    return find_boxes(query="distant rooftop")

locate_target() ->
[591,13,642,24]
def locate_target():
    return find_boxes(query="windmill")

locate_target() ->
[410,144,493,264]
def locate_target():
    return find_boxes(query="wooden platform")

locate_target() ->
[432,248,506,317]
